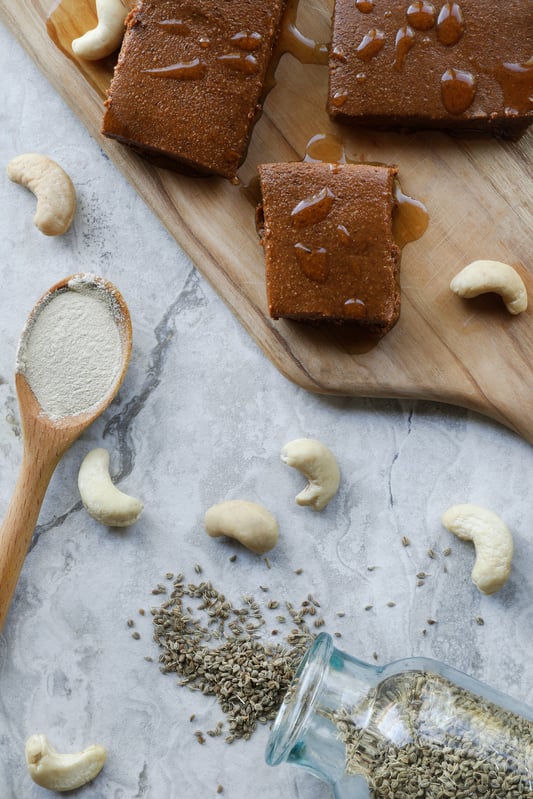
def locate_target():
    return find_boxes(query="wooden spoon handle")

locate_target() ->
[0,450,59,632]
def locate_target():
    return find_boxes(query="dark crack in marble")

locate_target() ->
[388,407,413,509]
[134,762,149,796]
[103,268,207,480]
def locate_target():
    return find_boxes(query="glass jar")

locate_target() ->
[266,632,533,799]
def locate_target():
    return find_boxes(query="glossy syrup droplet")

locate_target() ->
[356,29,386,61]
[355,0,374,12]
[343,298,367,319]
[394,25,415,71]
[304,134,346,164]
[332,90,348,108]
[494,60,533,114]
[331,45,347,62]
[441,67,476,114]
[230,31,263,51]
[406,1,436,31]
[294,243,329,283]
[217,53,259,74]
[291,187,336,226]
[158,19,191,35]
[392,182,430,248]
[144,58,207,80]
[436,2,464,46]
[275,0,329,66]
[337,224,352,244]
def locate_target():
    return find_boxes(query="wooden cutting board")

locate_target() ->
[2,0,532,441]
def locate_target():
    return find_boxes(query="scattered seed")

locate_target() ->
[401,536,410,547]
[416,572,429,579]
[427,618,437,625]
[259,585,269,592]
[132,631,141,640]
[148,570,335,744]
[372,651,378,660]
[216,785,224,794]
[229,554,237,562]
[427,548,436,559]
[144,656,153,662]
[195,564,203,574]
[166,572,174,580]
[127,619,135,628]
[367,565,377,572]
[443,547,452,556]
[139,608,146,616]
[416,580,425,587]
[364,605,373,611]
[264,557,272,569]
[334,632,342,638]
[190,714,196,722]
[337,611,345,618]
[294,568,303,575]
[476,616,485,626]
[386,601,396,607]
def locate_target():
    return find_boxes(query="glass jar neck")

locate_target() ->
[266,633,379,792]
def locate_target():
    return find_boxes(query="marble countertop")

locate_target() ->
[1,20,532,799]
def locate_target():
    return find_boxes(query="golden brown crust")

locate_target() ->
[328,0,533,139]
[102,0,287,178]
[258,162,401,332]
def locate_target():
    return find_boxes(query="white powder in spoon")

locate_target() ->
[17,278,125,420]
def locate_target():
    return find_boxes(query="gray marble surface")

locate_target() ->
[0,20,532,799]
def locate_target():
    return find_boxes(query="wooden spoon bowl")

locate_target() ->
[0,274,132,632]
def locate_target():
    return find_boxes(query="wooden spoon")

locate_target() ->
[0,274,132,632]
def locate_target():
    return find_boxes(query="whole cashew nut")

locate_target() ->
[441,503,514,594]
[72,0,128,60]
[78,448,143,527]
[204,500,279,554]
[25,734,107,792]
[7,154,76,236]
[281,438,340,511]
[450,260,528,315]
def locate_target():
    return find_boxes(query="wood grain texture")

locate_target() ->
[1,0,532,441]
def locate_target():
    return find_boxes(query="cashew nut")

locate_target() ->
[25,734,106,792]
[72,0,128,60]
[441,503,514,594]
[280,438,340,511]
[450,260,528,314]
[204,500,279,554]
[78,448,143,527]
[6,153,76,236]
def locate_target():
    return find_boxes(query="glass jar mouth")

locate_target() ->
[266,632,334,766]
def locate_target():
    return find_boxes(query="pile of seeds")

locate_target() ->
[150,572,330,743]
[331,671,533,798]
